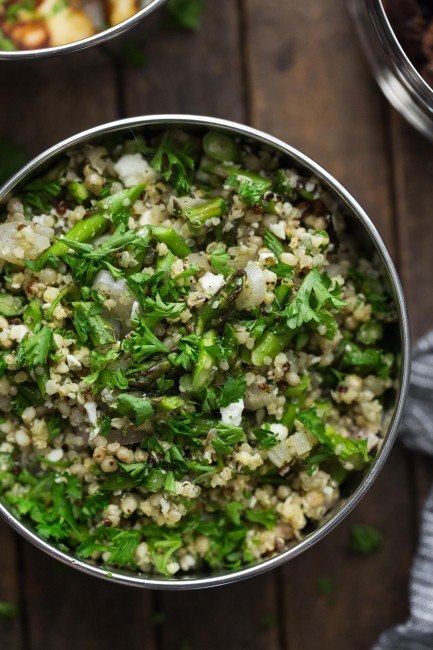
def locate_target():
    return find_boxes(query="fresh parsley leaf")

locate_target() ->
[273,169,296,199]
[151,131,195,195]
[263,229,285,257]
[230,178,266,207]
[348,268,392,313]
[342,342,394,379]
[245,508,278,530]
[150,538,183,575]
[212,423,245,455]
[350,524,383,555]
[16,325,54,369]
[284,268,346,339]
[318,575,335,597]
[0,139,26,185]
[72,301,115,346]
[166,0,204,30]
[241,317,270,340]
[0,601,18,619]
[219,375,246,407]
[210,247,233,278]
[142,293,185,328]
[297,408,369,467]
[169,333,200,370]
[106,530,141,565]
[122,318,168,363]
[83,349,128,392]
[116,394,154,424]
[23,178,61,213]
[269,262,293,279]
[47,413,63,441]
[253,427,278,448]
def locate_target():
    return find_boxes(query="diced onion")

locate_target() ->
[236,261,267,310]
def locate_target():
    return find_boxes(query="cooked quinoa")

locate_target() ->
[0,129,397,576]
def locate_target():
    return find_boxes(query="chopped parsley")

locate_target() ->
[350,524,383,555]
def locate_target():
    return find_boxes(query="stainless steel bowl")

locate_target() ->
[0,0,166,60]
[348,0,433,141]
[0,115,411,589]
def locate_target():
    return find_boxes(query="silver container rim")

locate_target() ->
[0,0,166,60]
[348,0,433,139]
[0,114,411,590]
[372,0,433,102]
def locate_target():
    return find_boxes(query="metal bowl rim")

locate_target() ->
[0,114,411,589]
[0,0,166,60]
[352,0,433,102]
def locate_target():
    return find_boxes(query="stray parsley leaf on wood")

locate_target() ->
[350,524,383,555]
[166,0,204,30]
[0,601,18,619]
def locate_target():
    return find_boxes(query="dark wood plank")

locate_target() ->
[21,544,156,650]
[390,115,433,339]
[0,49,118,158]
[157,574,280,650]
[244,0,395,248]
[390,111,433,543]
[121,0,245,121]
[280,445,412,650]
[0,524,22,650]
[244,2,414,648]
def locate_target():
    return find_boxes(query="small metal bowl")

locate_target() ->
[348,0,433,141]
[0,0,166,60]
[0,115,411,589]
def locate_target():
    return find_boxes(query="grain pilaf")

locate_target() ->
[0,129,397,576]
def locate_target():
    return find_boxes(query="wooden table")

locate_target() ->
[0,1,432,648]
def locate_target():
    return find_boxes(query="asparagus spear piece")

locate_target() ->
[40,214,110,264]
[183,198,227,231]
[128,360,173,388]
[201,162,272,191]
[203,132,240,163]
[191,329,217,393]
[151,226,191,257]
[97,184,146,213]
[151,396,184,412]
[68,182,89,204]
[280,375,311,430]
[251,330,295,367]
[198,270,245,332]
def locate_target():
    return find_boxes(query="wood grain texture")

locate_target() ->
[279,446,412,650]
[21,544,156,650]
[243,0,395,248]
[121,0,245,121]
[0,49,118,158]
[390,114,433,339]
[156,573,281,650]
[0,525,22,650]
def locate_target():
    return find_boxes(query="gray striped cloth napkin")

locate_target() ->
[374,332,433,650]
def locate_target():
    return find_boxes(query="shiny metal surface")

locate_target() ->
[348,0,433,141]
[0,115,411,589]
[0,0,166,60]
